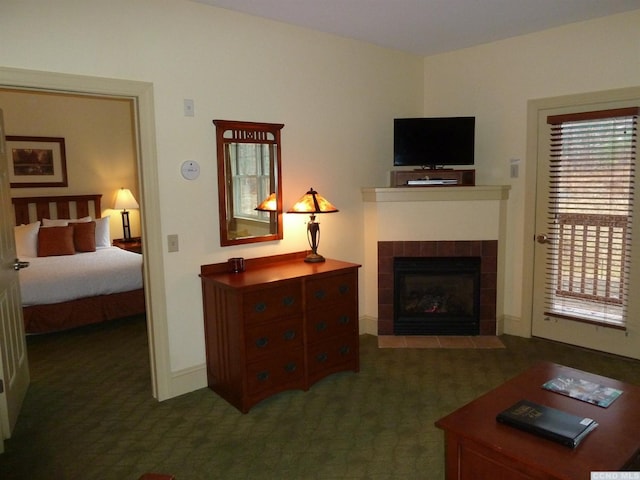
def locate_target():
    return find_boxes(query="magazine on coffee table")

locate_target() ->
[542,375,623,408]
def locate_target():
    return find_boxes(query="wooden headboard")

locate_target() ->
[12,194,102,226]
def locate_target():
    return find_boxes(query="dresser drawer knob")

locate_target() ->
[284,362,297,373]
[340,345,351,355]
[283,296,296,306]
[257,371,270,382]
[254,302,267,313]
[315,321,327,332]
[283,329,296,340]
[314,289,326,300]
[316,352,328,363]
[339,284,350,294]
[339,315,350,325]
[255,337,269,348]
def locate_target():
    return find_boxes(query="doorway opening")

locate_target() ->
[0,67,168,402]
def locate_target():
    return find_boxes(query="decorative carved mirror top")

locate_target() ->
[213,120,284,246]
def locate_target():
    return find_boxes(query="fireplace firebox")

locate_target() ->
[394,256,480,335]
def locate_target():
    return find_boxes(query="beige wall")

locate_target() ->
[1,90,140,239]
[422,10,640,337]
[0,0,424,395]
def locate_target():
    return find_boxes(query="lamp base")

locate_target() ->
[304,252,326,263]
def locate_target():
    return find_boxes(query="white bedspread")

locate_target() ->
[19,247,143,306]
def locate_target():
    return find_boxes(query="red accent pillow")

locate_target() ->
[72,221,96,252]
[37,226,75,257]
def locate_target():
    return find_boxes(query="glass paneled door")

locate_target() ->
[531,101,639,357]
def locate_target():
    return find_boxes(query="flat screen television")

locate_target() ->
[394,117,475,169]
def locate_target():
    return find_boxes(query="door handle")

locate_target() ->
[13,259,30,271]
[536,234,550,244]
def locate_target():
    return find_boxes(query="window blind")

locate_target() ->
[545,107,638,328]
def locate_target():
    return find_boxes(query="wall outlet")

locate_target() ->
[167,234,179,252]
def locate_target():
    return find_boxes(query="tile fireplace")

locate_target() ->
[361,185,509,337]
[378,240,497,335]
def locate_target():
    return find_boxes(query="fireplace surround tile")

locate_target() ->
[378,240,498,336]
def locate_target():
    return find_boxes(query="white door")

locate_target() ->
[531,100,639,357]
[0,109,30,446]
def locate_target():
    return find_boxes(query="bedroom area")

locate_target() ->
[1,88,146,339]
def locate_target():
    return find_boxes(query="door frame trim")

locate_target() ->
[0,66,171,400]
[522,86,640,340]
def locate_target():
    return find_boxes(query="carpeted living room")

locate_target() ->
[1,315,638,479]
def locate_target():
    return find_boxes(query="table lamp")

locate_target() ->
[114,187,139,241]
[287,187,338,263]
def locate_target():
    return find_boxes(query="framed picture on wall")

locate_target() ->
[7,136,68,188]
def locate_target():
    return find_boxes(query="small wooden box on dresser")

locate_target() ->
[200,252,361,413]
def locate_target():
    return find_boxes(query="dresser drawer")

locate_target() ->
[246,348,305,395]
[306,303,357,343]
[243,280,303,325]
[245,316,303,361]
[306,334,358,381]
[305,271,357,310]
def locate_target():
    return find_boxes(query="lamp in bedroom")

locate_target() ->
[114,187,139,242]
[287,187,338,263]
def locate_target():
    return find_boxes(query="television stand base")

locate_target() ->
[414,167,454,171]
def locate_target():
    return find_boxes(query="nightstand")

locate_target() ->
[112,237,142,254]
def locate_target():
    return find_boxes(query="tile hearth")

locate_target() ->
[378,335,505,349]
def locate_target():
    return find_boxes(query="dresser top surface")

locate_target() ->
[201,257,360,288]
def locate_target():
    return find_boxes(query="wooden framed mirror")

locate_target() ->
[213,120,284,246]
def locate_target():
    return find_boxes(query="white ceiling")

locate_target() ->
[192,0,640,56]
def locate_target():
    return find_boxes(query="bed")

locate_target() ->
[12,194,145,334]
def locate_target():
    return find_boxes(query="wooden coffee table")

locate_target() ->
[435,362,640,479]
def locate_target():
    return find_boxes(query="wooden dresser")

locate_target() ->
[200,252,361,413]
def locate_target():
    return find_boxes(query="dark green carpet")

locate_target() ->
[1,316,639,479]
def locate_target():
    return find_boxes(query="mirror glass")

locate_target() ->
[214,120,284,246]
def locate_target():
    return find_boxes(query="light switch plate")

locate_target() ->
[167,234,179,253]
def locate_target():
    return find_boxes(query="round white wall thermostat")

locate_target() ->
[181,160,200,180]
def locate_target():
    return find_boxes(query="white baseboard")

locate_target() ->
[359,315,378,336]
[502,314,531,338]
[164,364,207,400]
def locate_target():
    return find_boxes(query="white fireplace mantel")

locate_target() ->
[359,185,510,336]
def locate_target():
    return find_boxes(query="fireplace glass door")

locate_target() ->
[394,257,480,335]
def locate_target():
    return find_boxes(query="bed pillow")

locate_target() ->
[42,216,92,227]
[37,225,75,257]
[14,221,41,257]
[95,216,111,248]
[73,221,96,252]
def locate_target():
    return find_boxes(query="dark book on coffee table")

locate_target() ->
[497,399,598,448]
